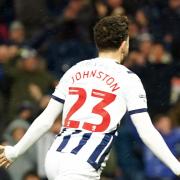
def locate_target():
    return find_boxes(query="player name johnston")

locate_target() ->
[71,70,120,92]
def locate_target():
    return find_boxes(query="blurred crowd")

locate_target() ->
[0,0,180,180]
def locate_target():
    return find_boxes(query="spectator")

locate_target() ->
[135,9,149,33]
[3,118,36,180]
[4,101,33,143]
[0,167,11,180]
[0,45,13,129]
[94,0,109,18]
[9,21,26,46]
[170,76,180,104]
[161,0,180,43]
[23,170,40,180]
[107,0,123,9]
[148,43,172,64]
[3,118,30,144]
[14,0,50,35]
[141,43,173,116]
[114,114,145,180]
[17,101,34,122]
[46,15,96,78]
[106,0,125,16]
[138,33,153,60]
[0,23,8,42]
[7,48,55,120]
[124,51,146,77]
[168,101,180,126]
[0,0,15,24]
[101,148,118,180]
[128,19,140,51]
[46,0,68,17]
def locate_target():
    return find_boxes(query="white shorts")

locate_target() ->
[45,140,101,180]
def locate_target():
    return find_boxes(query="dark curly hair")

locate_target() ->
[94,15,129,51]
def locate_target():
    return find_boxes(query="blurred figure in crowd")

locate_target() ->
[23,170,40,180]
[124,51,146,76]
[4,101,33,143]
[128,19,140,51]
[94,0,124,18]
[13,0,50,35]
[0,23,8,42]
[17,101,34,123]
[144,114,180,180]
[46,11,96,78]
[141,43,173,117]
[149,43,172,64]
[169,100,180,126]
[138,33,153,60]
[169,71,180,105]
[0,167,11,180]
[106,0,125,16]
[115,114,145,180]
[0,45,13,130]
[7,48,55,120]
[162,0,180,43]
[135,9,149,33]
[3,118,36,180]
[9,21,26,46]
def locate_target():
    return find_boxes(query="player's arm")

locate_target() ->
[131,112,180,176]
[0,98,63,168]
[122,73,180,176]
[0,66,72,168]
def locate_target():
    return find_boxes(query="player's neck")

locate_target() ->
[98,51,123,64]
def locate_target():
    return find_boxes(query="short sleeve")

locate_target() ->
[122,74,148,115]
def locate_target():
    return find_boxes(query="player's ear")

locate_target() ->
[119,37,129,54]
[119,40,127,54]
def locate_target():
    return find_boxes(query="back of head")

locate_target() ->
[94,15,129,52]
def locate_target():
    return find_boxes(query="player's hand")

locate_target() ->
[0,145,12,168]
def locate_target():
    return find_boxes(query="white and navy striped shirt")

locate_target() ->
[51,57,147,170]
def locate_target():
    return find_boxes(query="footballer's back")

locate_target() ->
[54,57,129,133]
[52,57,147,170]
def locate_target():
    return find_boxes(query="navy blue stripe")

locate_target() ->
[56,130,81,152]
[51,95,65,104]
[57,135,71,152]
[71,133,92,154]
[128,108,147,115]
[87,134,112,170]
[97,136,114,169]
